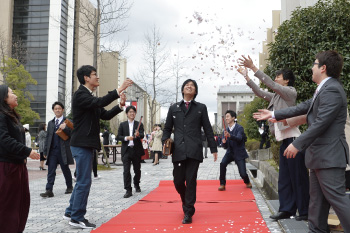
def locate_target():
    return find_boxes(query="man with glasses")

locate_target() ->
[117,105,144,198]
[63,65,132,229]
[254,50,350,232]
[238,56,309,221]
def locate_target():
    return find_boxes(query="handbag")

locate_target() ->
[55,119,74,141]
[149,139,154,147]
[162,138,174,156]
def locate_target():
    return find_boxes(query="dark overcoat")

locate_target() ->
[162,100,217,163]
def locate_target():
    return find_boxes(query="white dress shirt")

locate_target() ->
[124,120,134,147]
[55,115,64,126]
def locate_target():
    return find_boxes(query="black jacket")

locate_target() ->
[44,117,74,165]
[0,113,31,164]
[162,100,217,163]
[117,120,145,156]
[70,85,123,150]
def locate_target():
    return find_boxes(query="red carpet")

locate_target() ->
[93,180,270,232]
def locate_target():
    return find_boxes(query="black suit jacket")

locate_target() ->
[117,120,145,156]
[162,100,218,163]
[70,85,123,150]
[44,117,74,165]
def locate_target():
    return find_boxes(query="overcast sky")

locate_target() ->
[117,0,281,123]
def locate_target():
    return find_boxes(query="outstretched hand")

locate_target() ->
[118,78,133,93]
[238,55,254,69]
[253,109,273,121]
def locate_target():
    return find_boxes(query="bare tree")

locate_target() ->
[75,0,132,68]
[0,27,30,82]
[170,51,188,103]
[136,25,173,130]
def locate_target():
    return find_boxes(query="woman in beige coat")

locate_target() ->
[151,124,163,165]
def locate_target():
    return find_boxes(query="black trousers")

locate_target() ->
[278,137,309,216]
[173,158,200,217]
[46,148,72,191]
[122,147,141,191]
[219,153,250,185]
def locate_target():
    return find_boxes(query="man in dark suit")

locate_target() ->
[40,101,74,198]
[64,65,131,229]
[218,110,252,191]
[117,105,144,198]
[162,79,218,224]
[255,50,350,232]
[102,127,110,156]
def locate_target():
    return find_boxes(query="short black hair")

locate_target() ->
[52,101,64,110]
[181,79,198,100]
[225,110,237,118]
[316,50,343,79]
[77,65,97,85]
[275,68,295,86]
[126,105,136,114]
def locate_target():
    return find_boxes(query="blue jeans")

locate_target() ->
[65,146,93,221]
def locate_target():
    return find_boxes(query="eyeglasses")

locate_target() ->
[313,62,319,66]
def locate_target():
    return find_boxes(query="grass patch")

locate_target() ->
[97,164,115,171]
[267,159,279,172]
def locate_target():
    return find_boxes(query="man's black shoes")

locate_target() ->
[135,186,141,193]
[182,215,192,224]
[40,190,54,198]
[295,215,308,221]
[124,190,132,198]
[65,187,73,194]
[270,212,292,220]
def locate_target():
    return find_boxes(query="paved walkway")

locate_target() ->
[24,148,282,233]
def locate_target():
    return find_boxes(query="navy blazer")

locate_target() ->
[44,117,74,165]
[222,123,248,161]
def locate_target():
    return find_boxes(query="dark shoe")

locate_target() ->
[270,212,292,220]
[39,166,46,170]
[65,187,73,194]
[69,219,96,229]
[124,190,132,198]
[63,213,71,220]
[40,190,54,198]
[135,186,141,192]
[141,160,146,163]
[246,183,252,188]
[218,185,226,191]
[295,215,308,221]
[182,215,192,224]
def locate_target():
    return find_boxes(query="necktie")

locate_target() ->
[185,102,190,109]
[55,119,59,127]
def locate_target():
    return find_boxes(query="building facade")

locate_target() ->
[1,0,75,134]
[216,85,254,130]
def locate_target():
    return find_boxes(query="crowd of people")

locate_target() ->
[1,50,350,232]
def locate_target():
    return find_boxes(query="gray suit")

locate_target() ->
[275,78,350,232]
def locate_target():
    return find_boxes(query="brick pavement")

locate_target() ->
[24,148,282,233]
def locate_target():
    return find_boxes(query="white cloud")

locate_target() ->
[116,0,281,124]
